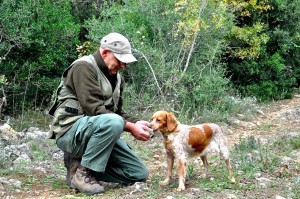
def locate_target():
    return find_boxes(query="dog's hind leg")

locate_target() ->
[200,155,209,178]
[225,158,236,182]
[219,146,236,183]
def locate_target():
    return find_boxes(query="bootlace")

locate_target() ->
[83,169,98,185]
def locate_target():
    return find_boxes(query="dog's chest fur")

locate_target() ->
[164,123,223,159]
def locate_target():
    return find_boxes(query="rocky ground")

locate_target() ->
[0,97,300,199]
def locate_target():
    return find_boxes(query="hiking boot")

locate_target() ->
[64,152,80,189]
[71,165,105,195]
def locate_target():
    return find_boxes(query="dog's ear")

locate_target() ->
[167,112,177,132]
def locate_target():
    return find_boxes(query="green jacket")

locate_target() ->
[48,50,139,139]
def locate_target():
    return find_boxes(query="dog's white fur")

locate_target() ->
[150,111,235,191]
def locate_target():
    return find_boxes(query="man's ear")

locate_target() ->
[101,49,109,59]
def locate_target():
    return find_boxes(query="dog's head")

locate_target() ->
[150,111,178,135]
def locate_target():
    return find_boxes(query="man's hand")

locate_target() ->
[125,121,152,141]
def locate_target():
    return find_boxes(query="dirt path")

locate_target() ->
[227,97,300,147]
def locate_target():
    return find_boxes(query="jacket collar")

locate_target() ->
[92,49,106,71]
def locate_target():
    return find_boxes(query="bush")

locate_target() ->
[230,52,296,101]
[0,0,80,115]
[226,0,299,101]
[84,0,257,123]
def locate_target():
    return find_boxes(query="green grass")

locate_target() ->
[290,135,300,149]
[256,122,274,131]
[1,102,299,198]
[8,109,51,132]
[51,178,68,190]
[290,177,300,198]
[1,133,299,198]
[30,142,50,161]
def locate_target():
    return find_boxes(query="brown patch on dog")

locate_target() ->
[188,125,213,153]
[166,112,178,132]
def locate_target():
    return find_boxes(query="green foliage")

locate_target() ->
[51,178,68,190]
[0,75,8,86]
[270,135,300,157]
[226,0,271,59]
[76,41,98,58]
[232,136,279,178]
[229,22,269,59]
[225,0,299,101]
[8,109,51,132]
[230,52,295,101]
[70,0,106,24]
[267,0,300,84]
[30,142,49,161]
[0,0,80,115]
[0,0,299,124]
[85,0,242,122]
[289,135,300,150]
[198,177,238,193]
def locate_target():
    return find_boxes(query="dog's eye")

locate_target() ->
[156,119,161,122]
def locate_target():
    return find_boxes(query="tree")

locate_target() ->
[225,0,297,101]
[0,0,80,115]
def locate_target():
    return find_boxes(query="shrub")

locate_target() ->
[0,0,80,115]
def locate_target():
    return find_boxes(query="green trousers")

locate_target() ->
[56,113,149,185]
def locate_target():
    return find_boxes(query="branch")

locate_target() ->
[179,0,208,80]
[0,85,7,118]
[181,34,197,78]
[133,49,165,101]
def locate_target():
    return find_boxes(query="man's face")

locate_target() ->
[103,50,126,75]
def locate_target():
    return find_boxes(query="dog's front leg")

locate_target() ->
[159,152,174,186]
[177,157,187,191]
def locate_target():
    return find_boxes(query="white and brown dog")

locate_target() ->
[150,111,235,191]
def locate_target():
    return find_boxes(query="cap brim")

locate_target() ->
[113,53,137,63]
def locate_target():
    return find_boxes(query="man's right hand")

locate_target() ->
[125,121,151,141]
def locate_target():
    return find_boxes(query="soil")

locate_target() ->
[2,97,300,199]
[227,96,300,147]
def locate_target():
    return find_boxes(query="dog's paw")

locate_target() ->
[177,185,185,192]
[229,176,236,183]
[199,172,207,178]
[159,179,170,186]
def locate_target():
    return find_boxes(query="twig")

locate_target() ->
[0,85,7,118]
[179,0,208,80]
[181,34,197,78]
[133,49,165,101]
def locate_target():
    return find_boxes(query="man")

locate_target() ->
[48,32,151,195]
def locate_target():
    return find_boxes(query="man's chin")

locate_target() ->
[109,70,118,76]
